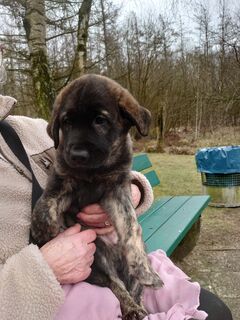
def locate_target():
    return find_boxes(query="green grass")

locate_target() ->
[145,153,233,239]
[147,153,203,198]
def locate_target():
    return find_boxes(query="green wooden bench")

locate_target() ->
[133,153,210,257]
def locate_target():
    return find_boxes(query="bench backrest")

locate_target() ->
[132,154,160,187]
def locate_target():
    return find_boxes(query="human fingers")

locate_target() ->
[60,267,92,284]
[55,224,81,239]
[81,203,104,215]
[93,225,115,235]
[77,211,108,226]
[87,242,96,254]
[84,249,95,266]
[77,229,97,244]
[61,231,96,257]
[41,236,94,284]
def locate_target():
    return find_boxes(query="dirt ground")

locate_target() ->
[174,206,240,320]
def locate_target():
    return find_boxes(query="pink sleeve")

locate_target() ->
[142,250,208,320]
[130,171,154,216]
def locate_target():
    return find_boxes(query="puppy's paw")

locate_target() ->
[139,271,163,288]
[143,270,164,288]
[130,263,163,288]
[123,307,147,320]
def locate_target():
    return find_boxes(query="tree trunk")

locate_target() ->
[156,105,165,153]
[100,0,110,74]
[219,0,227,94]
[23,0,54,119]
[76,0,93,76]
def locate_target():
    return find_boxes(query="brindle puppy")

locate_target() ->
[31,74,163,319]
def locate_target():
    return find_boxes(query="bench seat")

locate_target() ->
[138,195,210,255]
[133,153,210,256]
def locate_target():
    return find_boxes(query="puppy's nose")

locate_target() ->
[70,147,89,163]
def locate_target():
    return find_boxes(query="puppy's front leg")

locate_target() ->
[31,194,61,245]
[31,174,73,246]
[101,187,163,288]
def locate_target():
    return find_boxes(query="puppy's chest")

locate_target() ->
[61,180,106,221]
[59,173,129,226]
[75,180,105,208]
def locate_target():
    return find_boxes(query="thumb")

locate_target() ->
[57,224,81,238]
[78,229,97,244]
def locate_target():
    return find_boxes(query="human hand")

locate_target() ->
[40,224,96,284]
[77,204,115,235]
[131,183,141,209]
[77,183,141,234]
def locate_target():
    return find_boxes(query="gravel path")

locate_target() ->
[175,206,240,319]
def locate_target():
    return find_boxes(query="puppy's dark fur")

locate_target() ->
[31,74,162,319]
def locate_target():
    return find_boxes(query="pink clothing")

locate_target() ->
[143,251,207,320]
[55,250,207,320]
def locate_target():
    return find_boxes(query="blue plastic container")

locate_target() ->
[196,146,240,174]
[195,146,240,207]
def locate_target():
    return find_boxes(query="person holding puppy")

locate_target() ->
[0,94,232,320]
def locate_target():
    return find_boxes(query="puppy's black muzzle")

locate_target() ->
[65,135,110,169]
[69,145,90,165]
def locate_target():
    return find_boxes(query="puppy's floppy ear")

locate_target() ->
[118,88,151,136]
[47,91,62,149]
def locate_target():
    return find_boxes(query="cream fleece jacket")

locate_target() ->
[0,95,153,320]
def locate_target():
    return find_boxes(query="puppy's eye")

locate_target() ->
[93,116,108,126]
[62,116,72,126]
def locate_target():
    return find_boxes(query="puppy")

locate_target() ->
[31,74,163,319]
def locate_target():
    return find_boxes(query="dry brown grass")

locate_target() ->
[133,126,240,155]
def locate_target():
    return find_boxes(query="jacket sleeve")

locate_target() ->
[130,171,154,216]
[0,151,64,320]
[0,245,64,320]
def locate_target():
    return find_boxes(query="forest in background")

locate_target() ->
[0,0,240,150]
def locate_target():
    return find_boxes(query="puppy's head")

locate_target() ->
[47,74,151,170]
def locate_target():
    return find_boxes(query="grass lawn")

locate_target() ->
[146,152,225,230]
[146,153,203,198]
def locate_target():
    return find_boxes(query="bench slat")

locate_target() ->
[143,195,210,255]
[140,196,190,241]
[144,170,160,187]
[132,154,152,171]
[138,196,172,223]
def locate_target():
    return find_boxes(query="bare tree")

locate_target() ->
[1,0,240,138]
[23,0,54,118]
[76,0,93,75]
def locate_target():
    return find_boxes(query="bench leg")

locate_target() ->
[172,219,201,261]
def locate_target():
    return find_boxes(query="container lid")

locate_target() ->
[195,146,240,174]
